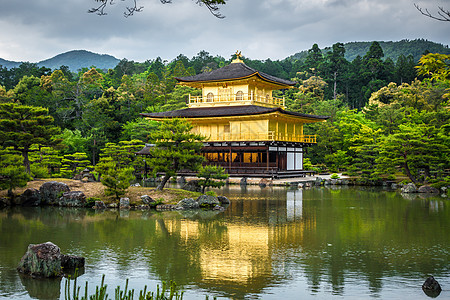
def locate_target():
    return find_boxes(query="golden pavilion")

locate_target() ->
[141,52,329,178]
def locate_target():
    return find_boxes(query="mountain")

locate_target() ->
[37,50,120,71]
[288,39,450,62]
[0,50,121,72]
[0,58,21,69]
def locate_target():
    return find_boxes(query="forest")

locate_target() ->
[0,41,449,191]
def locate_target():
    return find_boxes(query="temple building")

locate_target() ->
[141,52,329,178]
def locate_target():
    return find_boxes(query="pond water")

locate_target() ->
[0,185,449,299]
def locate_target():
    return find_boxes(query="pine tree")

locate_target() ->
[147,118,205,190]
[0,103,61,174]
[197,165,229,193]
[0,148,30,197]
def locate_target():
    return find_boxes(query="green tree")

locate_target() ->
[29,145,62,178]
[148,118,205,190]
[349,126,383,181]
[304,44,324,73]
[376,123,448,183]
[60,152,92,178]
[0,103,61,174]
[121,118,159,142]
[96,159,134,201]
[197,165,229,193]
[97,140,145,177]
[0,148,30,197]
[57,129,90,155]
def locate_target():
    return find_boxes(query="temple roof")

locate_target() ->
[176,62,295,87]
[141,105,329,121]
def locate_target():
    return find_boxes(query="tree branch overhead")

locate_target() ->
[89,0,226,18]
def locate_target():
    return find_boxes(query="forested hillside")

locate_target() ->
[0,42,449,189]
[289,39,450,62]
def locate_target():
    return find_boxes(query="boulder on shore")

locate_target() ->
[93,200,106,210]
[120,197,130,209]
[58,191,86,207]
[18,188,41,206]
[17,242,63,278]
[177,198,199,209]
[39,182,70,205]
[401,183,417,193]
[141,195,155,205]
[418,185,440,194]
[197,195,220,207]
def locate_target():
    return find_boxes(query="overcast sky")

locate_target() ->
[0,0,448,63]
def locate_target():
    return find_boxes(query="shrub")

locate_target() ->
[387,174,396,180]
[205,190,217,197]
[86,197,100,207]
[331,173,340,179]
[31,164,50,178]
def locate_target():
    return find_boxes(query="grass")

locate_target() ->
[0,178,202,206]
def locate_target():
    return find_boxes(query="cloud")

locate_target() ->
[0,0,447,63]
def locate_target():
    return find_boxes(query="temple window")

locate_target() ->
[236,90,244,101]
[206,92,214,102]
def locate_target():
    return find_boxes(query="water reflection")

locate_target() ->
[0,186,449,299]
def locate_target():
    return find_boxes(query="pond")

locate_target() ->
[0,185,449,299]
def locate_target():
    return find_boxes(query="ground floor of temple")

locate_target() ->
[198,141,315,178]
[138,141,316,179]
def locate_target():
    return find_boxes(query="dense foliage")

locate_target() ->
[148,118,205,190]
[0,44,448,191]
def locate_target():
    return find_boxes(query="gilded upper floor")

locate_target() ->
[141,105,328,144]
[176,55,295,109]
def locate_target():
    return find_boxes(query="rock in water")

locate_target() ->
[422,276,441,298]
[217,196,230,205]
[17,242,63,278]
[61,255,85,270]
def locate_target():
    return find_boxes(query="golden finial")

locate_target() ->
[231,50,244,63]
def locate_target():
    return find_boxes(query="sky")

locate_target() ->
[0,0,448,63]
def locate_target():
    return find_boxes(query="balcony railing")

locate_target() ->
[206,131,317,143]
[188,92,285,107]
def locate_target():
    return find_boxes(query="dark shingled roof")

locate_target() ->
[176,62,295,86]
[141,105,329,120]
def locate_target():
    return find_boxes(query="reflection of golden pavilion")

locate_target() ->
[160,219,271,284]
[156,191,313,289]
[141,52,329,178]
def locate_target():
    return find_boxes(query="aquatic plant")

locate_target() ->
[64,273,217,300]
